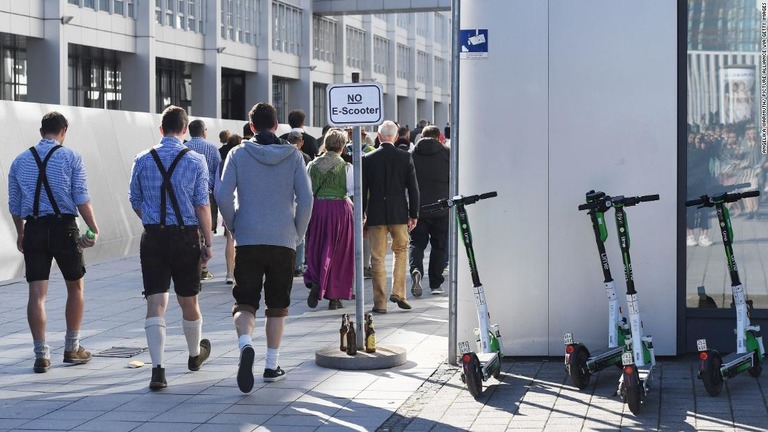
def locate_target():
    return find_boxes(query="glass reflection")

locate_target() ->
[687,0,767,309]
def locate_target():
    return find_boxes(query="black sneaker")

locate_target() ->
[188,339,211,371]
[237,345,255,393]
[411,269,423,297]
[363,266,372,279]
[149,366,167,390]
[263,366,286,382]
[307,282,320,309]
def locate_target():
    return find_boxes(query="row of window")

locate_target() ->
[346,26,366,70]
[68,0,136,18]
[156,0,206,33]
[273,1,302,54]
[222,0,260,45]
[313,15,337,63]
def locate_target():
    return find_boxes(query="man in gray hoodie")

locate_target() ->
[215,102,313,392]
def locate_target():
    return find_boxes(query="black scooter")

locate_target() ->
[686,189,765,396]
[422,192,502,398]
[564,191,629,389]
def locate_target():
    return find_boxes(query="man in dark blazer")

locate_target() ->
[362,120,420,313]
[280,110,318,160]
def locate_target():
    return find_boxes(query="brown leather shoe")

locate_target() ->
[390,295,412,310]
[33,358,50,373]
[63,346,92,364]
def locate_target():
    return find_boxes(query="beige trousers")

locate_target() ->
[368,224,409,309]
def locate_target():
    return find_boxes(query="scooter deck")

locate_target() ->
[587,346,624,372]
[721,351,754,375]
[476,352,501,379]
[637,365,654,393]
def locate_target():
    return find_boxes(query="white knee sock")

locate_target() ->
[239,334,253,351]
[64,330,80,352]
[265,348,279,370]
[145,317,166,367]
[33,339,50,360]
[182,318,202,357]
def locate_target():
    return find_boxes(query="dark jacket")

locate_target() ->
[280,131,318,160]
[411,138,450,218]
[362,143,419,226]
[394,137,411,151]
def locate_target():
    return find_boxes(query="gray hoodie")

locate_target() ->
[215,138,313,250]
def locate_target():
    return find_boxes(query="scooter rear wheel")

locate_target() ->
[463,353,483,398]
[568,344,591,390]
[622,366,642,415]
[700,351,724,396]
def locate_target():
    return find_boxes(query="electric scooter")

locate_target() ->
[611,193,659,415]
[686,189,765,396]
[564,190,629,389]
[422,191,503,398]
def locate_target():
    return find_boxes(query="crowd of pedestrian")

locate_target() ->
[7,107,449,394]
[686,121,768,247]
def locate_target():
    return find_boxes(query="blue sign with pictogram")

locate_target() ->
[459,29,489,59]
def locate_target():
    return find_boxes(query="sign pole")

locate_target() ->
[448,0,461,366]
[351,72,365,347]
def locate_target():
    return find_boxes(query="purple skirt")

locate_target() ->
[303,198,354,300]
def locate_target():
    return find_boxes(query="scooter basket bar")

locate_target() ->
[422,191,498,213]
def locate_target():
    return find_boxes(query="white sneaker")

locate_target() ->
[698,235,713,247]
[686,235,697,247]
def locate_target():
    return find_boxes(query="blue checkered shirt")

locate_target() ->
[8,138,90,218]
[185,136,221,192]
[129,136,209,226]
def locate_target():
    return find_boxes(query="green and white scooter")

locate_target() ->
[564,190,629,389]
[423,191,503,398]
[686,189,765,396]
[611,193,659,415]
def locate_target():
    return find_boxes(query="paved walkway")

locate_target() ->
[1,236,767,431]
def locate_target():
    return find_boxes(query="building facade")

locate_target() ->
[0,0,451,128]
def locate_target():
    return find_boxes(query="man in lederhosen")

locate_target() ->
[128,106,213,390]
[8,111,100,373]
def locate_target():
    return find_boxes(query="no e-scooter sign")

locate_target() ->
[327,83,384,127]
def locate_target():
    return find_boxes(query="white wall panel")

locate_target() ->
[457,0,678,355]
[457,1,550,355]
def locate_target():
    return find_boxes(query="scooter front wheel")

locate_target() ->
[462,352,483,398]
[700,351,724,396]
[567,344,591,390]
[622,365,642,415]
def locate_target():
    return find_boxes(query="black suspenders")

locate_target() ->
[29,145,63,219]
[149,148,191,227]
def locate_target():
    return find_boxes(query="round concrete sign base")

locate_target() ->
[315,344,407,370]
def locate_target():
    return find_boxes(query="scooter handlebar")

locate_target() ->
[685,197,703,207]
[686,190,760,207]
[421,199,447,213]
[611,193,660,207]
[421,191,498,212]
[578,190,608,211]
